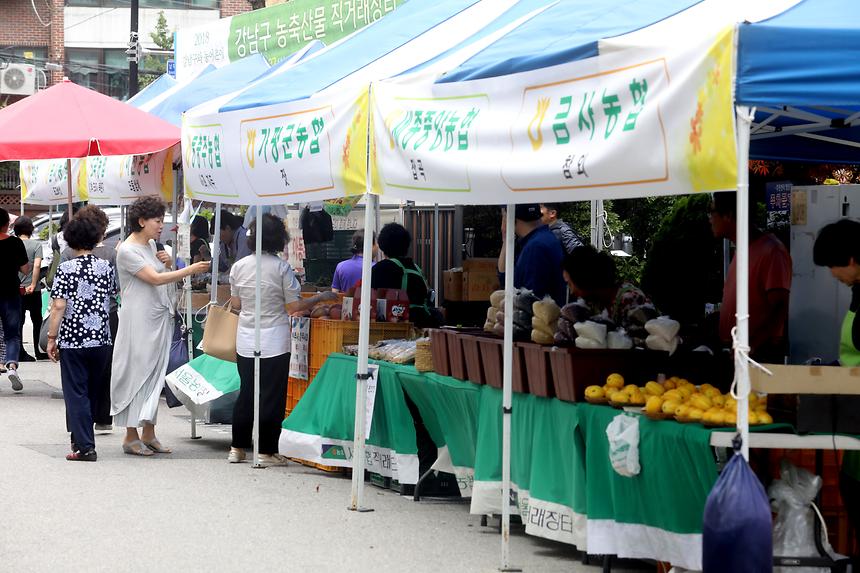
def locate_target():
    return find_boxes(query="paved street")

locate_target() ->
[0,340,644,573]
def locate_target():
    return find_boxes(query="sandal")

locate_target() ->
[143,439,172,454]
[122,439,154,456]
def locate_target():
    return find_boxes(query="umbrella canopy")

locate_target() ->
[0,78,180,161]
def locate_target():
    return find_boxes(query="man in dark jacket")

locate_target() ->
[541,203,584,255]
[498,204,566,306]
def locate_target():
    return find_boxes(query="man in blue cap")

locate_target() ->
[497,204,566,305]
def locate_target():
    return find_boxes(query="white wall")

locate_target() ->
[64,7,221,49]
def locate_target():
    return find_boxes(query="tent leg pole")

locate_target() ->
[65,159,73,215]
[211,203,222,304]
[500,204,520,572]
[252,210,263,468]
[434,203,440,307]
[735,105,755,461]
[349,192,376,512]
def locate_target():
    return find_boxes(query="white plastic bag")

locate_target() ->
[645,316,681,340]
[770,460,839,573]
[608,329,633,350]
[574,320,608,344]
[605,414,640,477]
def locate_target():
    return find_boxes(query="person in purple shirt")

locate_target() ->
[332,230,377,292]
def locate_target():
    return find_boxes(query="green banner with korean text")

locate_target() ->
[372,26,738,205]
[175,0,405,82]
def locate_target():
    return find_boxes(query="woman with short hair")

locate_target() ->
[370,223,438,328]
[46,213,116,461]
[332,230,376,293]
[227,213,337,465]
[13,216,46,362]
[110,197,209,456]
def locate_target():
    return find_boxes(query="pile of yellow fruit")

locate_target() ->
[584,374,774,426]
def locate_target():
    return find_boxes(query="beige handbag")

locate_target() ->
[202,302,239,363]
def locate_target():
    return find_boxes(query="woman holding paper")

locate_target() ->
[227,213,336,465]
[110,197,209,457]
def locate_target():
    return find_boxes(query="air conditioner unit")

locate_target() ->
[0,64,37,96]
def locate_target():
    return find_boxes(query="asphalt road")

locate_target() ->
[0,340,646,573]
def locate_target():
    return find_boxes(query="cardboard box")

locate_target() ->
[462,258,498,273]
[751,364,860,433]
[750,364,860,395]
[444,270,464,301]
[463,271,500,302]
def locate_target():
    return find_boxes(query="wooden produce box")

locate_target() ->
[443,270,464,301]
[751,364,860,434]
[463,271,500,302]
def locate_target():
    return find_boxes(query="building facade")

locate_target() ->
[1,0,254,100]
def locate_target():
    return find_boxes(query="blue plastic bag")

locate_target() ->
[703,444,773,572]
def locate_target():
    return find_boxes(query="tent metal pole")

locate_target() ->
[589,200,598,249]
[65,159,73,215]
[48,205,53,246]
[210,203,222,305]
[252,209,263,468]
[500,204,518,572]
[735,105,754,461]
[350,194,376,512]
[434,203,440,308]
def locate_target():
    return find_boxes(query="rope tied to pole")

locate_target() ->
[729,320,773,400]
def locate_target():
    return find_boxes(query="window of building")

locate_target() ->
[66,48,134,100]
[0,47,49,66]
[66,1,219,8]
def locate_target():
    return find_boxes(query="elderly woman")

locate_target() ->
[228,213,337,465]
[46,211,117,461]
[111,197,209,456]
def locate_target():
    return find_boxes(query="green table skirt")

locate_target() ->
[279,354,718,570]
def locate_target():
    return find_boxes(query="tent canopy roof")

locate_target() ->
[437,0,702,83]
[0,79,179,161]
[220,0,482,112]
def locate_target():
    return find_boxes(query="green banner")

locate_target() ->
[228,0,406,64]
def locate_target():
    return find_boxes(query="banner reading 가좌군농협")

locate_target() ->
[182,83,377,205]
[371,26,738,205]
[174,0,405,82]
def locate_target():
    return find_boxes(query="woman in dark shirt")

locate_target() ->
[370,223,439,329]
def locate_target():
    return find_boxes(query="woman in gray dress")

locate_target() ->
[111,197,209,456]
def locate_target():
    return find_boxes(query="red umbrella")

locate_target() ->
[0,79,180,211]
[0,79,179,160]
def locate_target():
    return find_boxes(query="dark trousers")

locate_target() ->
[841,473,860,557]
[91,311,118,425]
[60,346,111,452]
[233,353,289,455]
[0,295,22,367]
[20,291,42,358]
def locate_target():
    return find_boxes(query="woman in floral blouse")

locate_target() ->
[46,209,118,462]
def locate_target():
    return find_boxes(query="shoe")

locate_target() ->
[227,447,246,463]
[142,439,172,454]
[258,453,289,467]
[8,370,22,392]
[66,449,97,462]
[18,353,35,363]
[94,424,113,433]
[35,352,49,361]
[122,440,154,457]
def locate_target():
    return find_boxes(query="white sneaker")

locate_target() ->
[258,453,289,467]
[227,447,246,463]
[8,369,22,392]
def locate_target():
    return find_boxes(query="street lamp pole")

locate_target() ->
[129,0,139,97]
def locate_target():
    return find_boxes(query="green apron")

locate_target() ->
[839,310,860,480]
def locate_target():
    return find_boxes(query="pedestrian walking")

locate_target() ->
[59,206,117,431]
[45,212,117,462]
[13,216,47,362]
[0,208,30,391]
[110,197,208,456]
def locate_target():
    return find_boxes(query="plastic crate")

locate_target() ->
[309,319,413,372]
[284,366,320,418]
